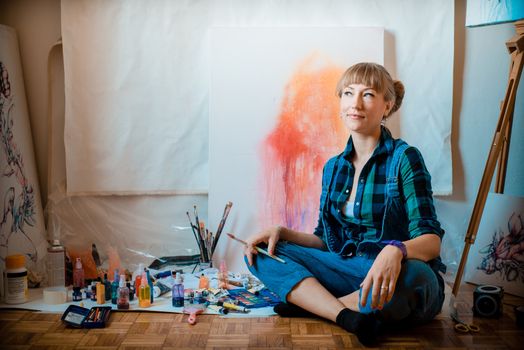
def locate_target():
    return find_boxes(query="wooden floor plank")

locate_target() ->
[0,284,522,349]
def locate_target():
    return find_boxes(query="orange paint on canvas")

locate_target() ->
[260,54,347,232]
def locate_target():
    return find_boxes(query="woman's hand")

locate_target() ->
[244,226,281,266]
[359,245,403,310]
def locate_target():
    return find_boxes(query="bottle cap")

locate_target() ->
[6,254,25,269]
[52,239,61,246]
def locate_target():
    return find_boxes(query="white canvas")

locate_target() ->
[465,193,524,297]
[0,25,47,283]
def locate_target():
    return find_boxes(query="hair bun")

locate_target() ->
[390,80,405,116]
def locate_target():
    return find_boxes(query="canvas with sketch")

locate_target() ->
[465,193,524,297]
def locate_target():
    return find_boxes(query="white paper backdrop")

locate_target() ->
[61,0,453,196]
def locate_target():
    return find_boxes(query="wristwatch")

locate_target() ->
[383,240,407,260]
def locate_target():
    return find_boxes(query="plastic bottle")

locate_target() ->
[96,281,105,304]
[46,239,65,287]
[134,263,144,297]
[145,269,154,304]
[72,258,85,288]
[4,254,28,304]
[111,269,119,304]
[198,273,209,289]
[172,272,184,307]
[134,274,141,298]
[218,260,228,289]
[103,273,111,301]
[90,281,97,301]
[127,282,135,301]
[117,274,129,310]
[138,272,151,308]
[72,286,82,301]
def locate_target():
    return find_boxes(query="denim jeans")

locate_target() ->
[246,241,445,324]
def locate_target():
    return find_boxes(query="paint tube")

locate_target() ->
[153,280,171,298]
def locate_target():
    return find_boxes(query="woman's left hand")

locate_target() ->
[359,245,403,310]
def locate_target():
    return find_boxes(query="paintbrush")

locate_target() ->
[211,202,233,255]
[226,233,286,264]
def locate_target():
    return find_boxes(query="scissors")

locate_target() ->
[451,313,480,333]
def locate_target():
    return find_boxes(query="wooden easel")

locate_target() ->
[452,19,524,299]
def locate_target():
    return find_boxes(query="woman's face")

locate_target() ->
[339,83,392,136]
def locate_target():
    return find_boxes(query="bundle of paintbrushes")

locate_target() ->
[186,202,232,264]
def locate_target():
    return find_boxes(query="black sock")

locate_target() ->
[336,308,382,347]
[273,302,313,318]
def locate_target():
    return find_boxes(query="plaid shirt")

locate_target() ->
[314,127,444,246]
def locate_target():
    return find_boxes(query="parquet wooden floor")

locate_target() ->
[0,284,522,349]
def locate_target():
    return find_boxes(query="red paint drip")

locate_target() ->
[260,55,347,232]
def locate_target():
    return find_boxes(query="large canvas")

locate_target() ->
[0,25,47,287]
[465,193,524,297]
[209,27,384,272]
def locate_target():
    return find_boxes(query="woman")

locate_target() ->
[244,62,446,346]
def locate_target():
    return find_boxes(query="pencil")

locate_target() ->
[226,233,286,264]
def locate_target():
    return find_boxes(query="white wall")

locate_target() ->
[1,0,523,278]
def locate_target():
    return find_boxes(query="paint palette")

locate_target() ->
[227,288,281,309]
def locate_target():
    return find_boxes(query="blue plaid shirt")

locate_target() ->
[314,127,445,252]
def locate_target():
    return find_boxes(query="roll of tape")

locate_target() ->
[477,285,502,294]
[43,287,68,304]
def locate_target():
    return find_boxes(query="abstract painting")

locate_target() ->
[209,27,384,272]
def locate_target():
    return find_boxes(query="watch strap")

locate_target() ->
[383,240,407,259]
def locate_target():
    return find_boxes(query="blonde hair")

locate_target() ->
[336,62,405,116]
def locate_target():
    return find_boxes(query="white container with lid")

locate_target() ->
[4,254,28,304]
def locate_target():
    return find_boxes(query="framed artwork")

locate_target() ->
[466,0,524,27]
[465,193,524,297]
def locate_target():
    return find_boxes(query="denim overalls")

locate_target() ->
[246,140,446,324]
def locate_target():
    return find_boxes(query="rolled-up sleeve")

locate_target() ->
[399,147,445,240]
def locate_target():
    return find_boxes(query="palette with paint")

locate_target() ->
[227,288,280,309]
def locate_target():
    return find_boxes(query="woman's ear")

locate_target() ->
[385,101,394,116]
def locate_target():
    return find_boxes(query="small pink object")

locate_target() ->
[184,305,205,325]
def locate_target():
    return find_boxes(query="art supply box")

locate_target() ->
[61,305,111,328]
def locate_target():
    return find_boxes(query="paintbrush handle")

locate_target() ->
[227,233,286,264]
[254,246,286,264]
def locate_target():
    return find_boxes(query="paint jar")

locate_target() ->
[46,239,65,287]
[96,282,105,305]
[72,287,82,301]
[4,254,28,304]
